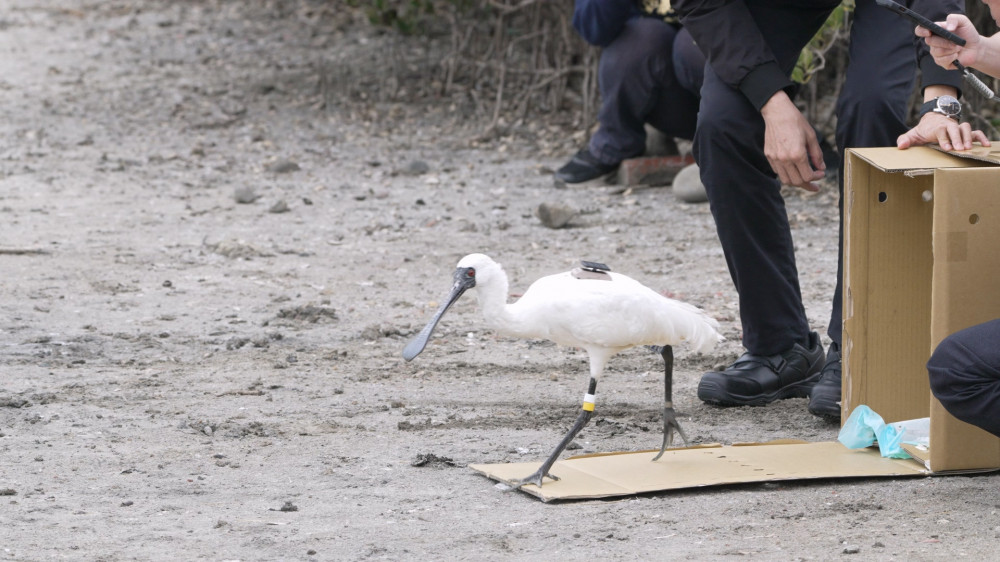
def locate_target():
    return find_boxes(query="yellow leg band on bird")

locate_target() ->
[582,393,596,411]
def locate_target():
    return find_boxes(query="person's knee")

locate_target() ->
[672,28,704,94]
[927,322,1000,427]
[694,98,758,155]
[928,329,969,394]
[927,346,958,408]
[601,18,674,72]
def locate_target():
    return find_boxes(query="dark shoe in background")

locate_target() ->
[554,149,619,184]
[808,341,842,419]
[698,332,825,407]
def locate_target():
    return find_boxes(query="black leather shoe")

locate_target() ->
[554,149,619,184]
[698,332,825,406]
[808,342,841,419]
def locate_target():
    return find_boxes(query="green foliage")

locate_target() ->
[793,1,853,84]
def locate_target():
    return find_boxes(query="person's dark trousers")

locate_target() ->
[694,0,919,356]
[692,1,832,356]
[928,319,1000,438]
[589,20,702,165]
[829,0,917,348]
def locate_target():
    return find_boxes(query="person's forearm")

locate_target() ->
[923,84,958,102]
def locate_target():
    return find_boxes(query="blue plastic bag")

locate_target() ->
[838,405,911,459]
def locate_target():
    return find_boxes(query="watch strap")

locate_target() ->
[918,97,961,121]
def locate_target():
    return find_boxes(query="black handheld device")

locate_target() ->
[874,0,966,46]
[874,0,1000,101]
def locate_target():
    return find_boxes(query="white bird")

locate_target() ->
[403,253,722,488]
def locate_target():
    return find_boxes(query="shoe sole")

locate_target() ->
[697,373,822,407]
[552,168,619,185]
[553,171,616,186]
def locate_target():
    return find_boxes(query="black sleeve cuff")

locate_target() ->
[920,57,964,98]
[739,61,796,111]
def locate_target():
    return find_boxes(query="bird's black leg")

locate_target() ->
[653,345,688,461]
[515,378,597,489]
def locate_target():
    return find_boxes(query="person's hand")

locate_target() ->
[760,90,824,192]
[896,112,991,150]
[915,14,981,70]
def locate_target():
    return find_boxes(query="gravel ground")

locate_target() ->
[2,1,998,560]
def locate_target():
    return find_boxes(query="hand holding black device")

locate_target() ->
[874,0,966,46]
[876,0,1000,101]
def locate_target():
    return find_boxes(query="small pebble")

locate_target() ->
[267,160,300,174]
[234,186,258,204]
[536,202,577,229]
[673,163,708,204]
[402,160,430,175]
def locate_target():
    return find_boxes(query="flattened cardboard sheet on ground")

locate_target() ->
[470,440,927,502]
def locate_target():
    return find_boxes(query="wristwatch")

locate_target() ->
[918,95,962,121]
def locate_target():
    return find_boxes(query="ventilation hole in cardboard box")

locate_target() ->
[878,192,888,203]
[921,190,933,202]
[970,213,980,225]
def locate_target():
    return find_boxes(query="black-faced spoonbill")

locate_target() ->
[403,253,722,488]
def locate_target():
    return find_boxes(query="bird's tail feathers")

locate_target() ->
[670,301,723,354]
[686,316,723,354]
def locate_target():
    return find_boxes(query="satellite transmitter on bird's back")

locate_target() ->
[573,260,612,281]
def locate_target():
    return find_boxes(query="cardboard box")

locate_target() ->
[843,146,1000,472]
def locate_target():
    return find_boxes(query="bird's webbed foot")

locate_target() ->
[513,469,559,489]
[652,405,689,461]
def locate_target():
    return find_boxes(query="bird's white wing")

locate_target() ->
[507,271,720,353]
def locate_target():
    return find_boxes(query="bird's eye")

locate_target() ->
[466,269,475,278]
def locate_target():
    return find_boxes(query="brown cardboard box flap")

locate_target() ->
[469,441,927,502]
[930,143,1000,166]
[848,145,1000,174]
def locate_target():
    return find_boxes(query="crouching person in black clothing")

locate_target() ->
[554,0,705,184]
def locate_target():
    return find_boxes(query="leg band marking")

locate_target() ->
[582,393,596,411]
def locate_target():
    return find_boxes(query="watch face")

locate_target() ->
[937,95,961,117]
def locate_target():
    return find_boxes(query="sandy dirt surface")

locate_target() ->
[2,1,999,560]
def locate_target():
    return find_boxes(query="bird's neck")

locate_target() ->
[475,277,515,334]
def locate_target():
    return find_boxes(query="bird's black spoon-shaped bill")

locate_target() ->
[402,297,456,361]
[402,268,475,361]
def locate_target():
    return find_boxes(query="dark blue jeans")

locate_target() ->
[588,20,703,165]
[694,0,917,355]
[928,319,1000,438]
